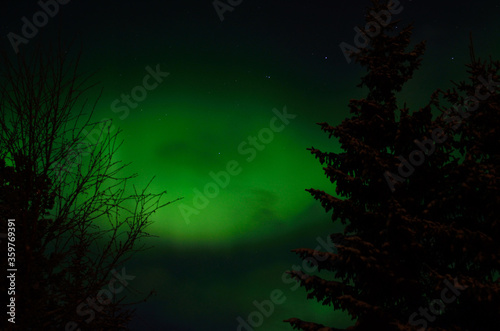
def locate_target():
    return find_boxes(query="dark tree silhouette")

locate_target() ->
[284,1,500,330]
[0,42,180,330]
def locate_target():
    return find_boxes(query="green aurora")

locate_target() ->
[1,0,499,330]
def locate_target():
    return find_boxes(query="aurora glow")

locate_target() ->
[1,0,499,330]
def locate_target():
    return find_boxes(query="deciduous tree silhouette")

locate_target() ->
[284,1,499,330]
[0,41,180,330]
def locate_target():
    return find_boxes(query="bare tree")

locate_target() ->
[0,40,180,330]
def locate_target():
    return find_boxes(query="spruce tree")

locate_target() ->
[284,1,500,330]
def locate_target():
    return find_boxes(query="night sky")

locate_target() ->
[1,1,500,330]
